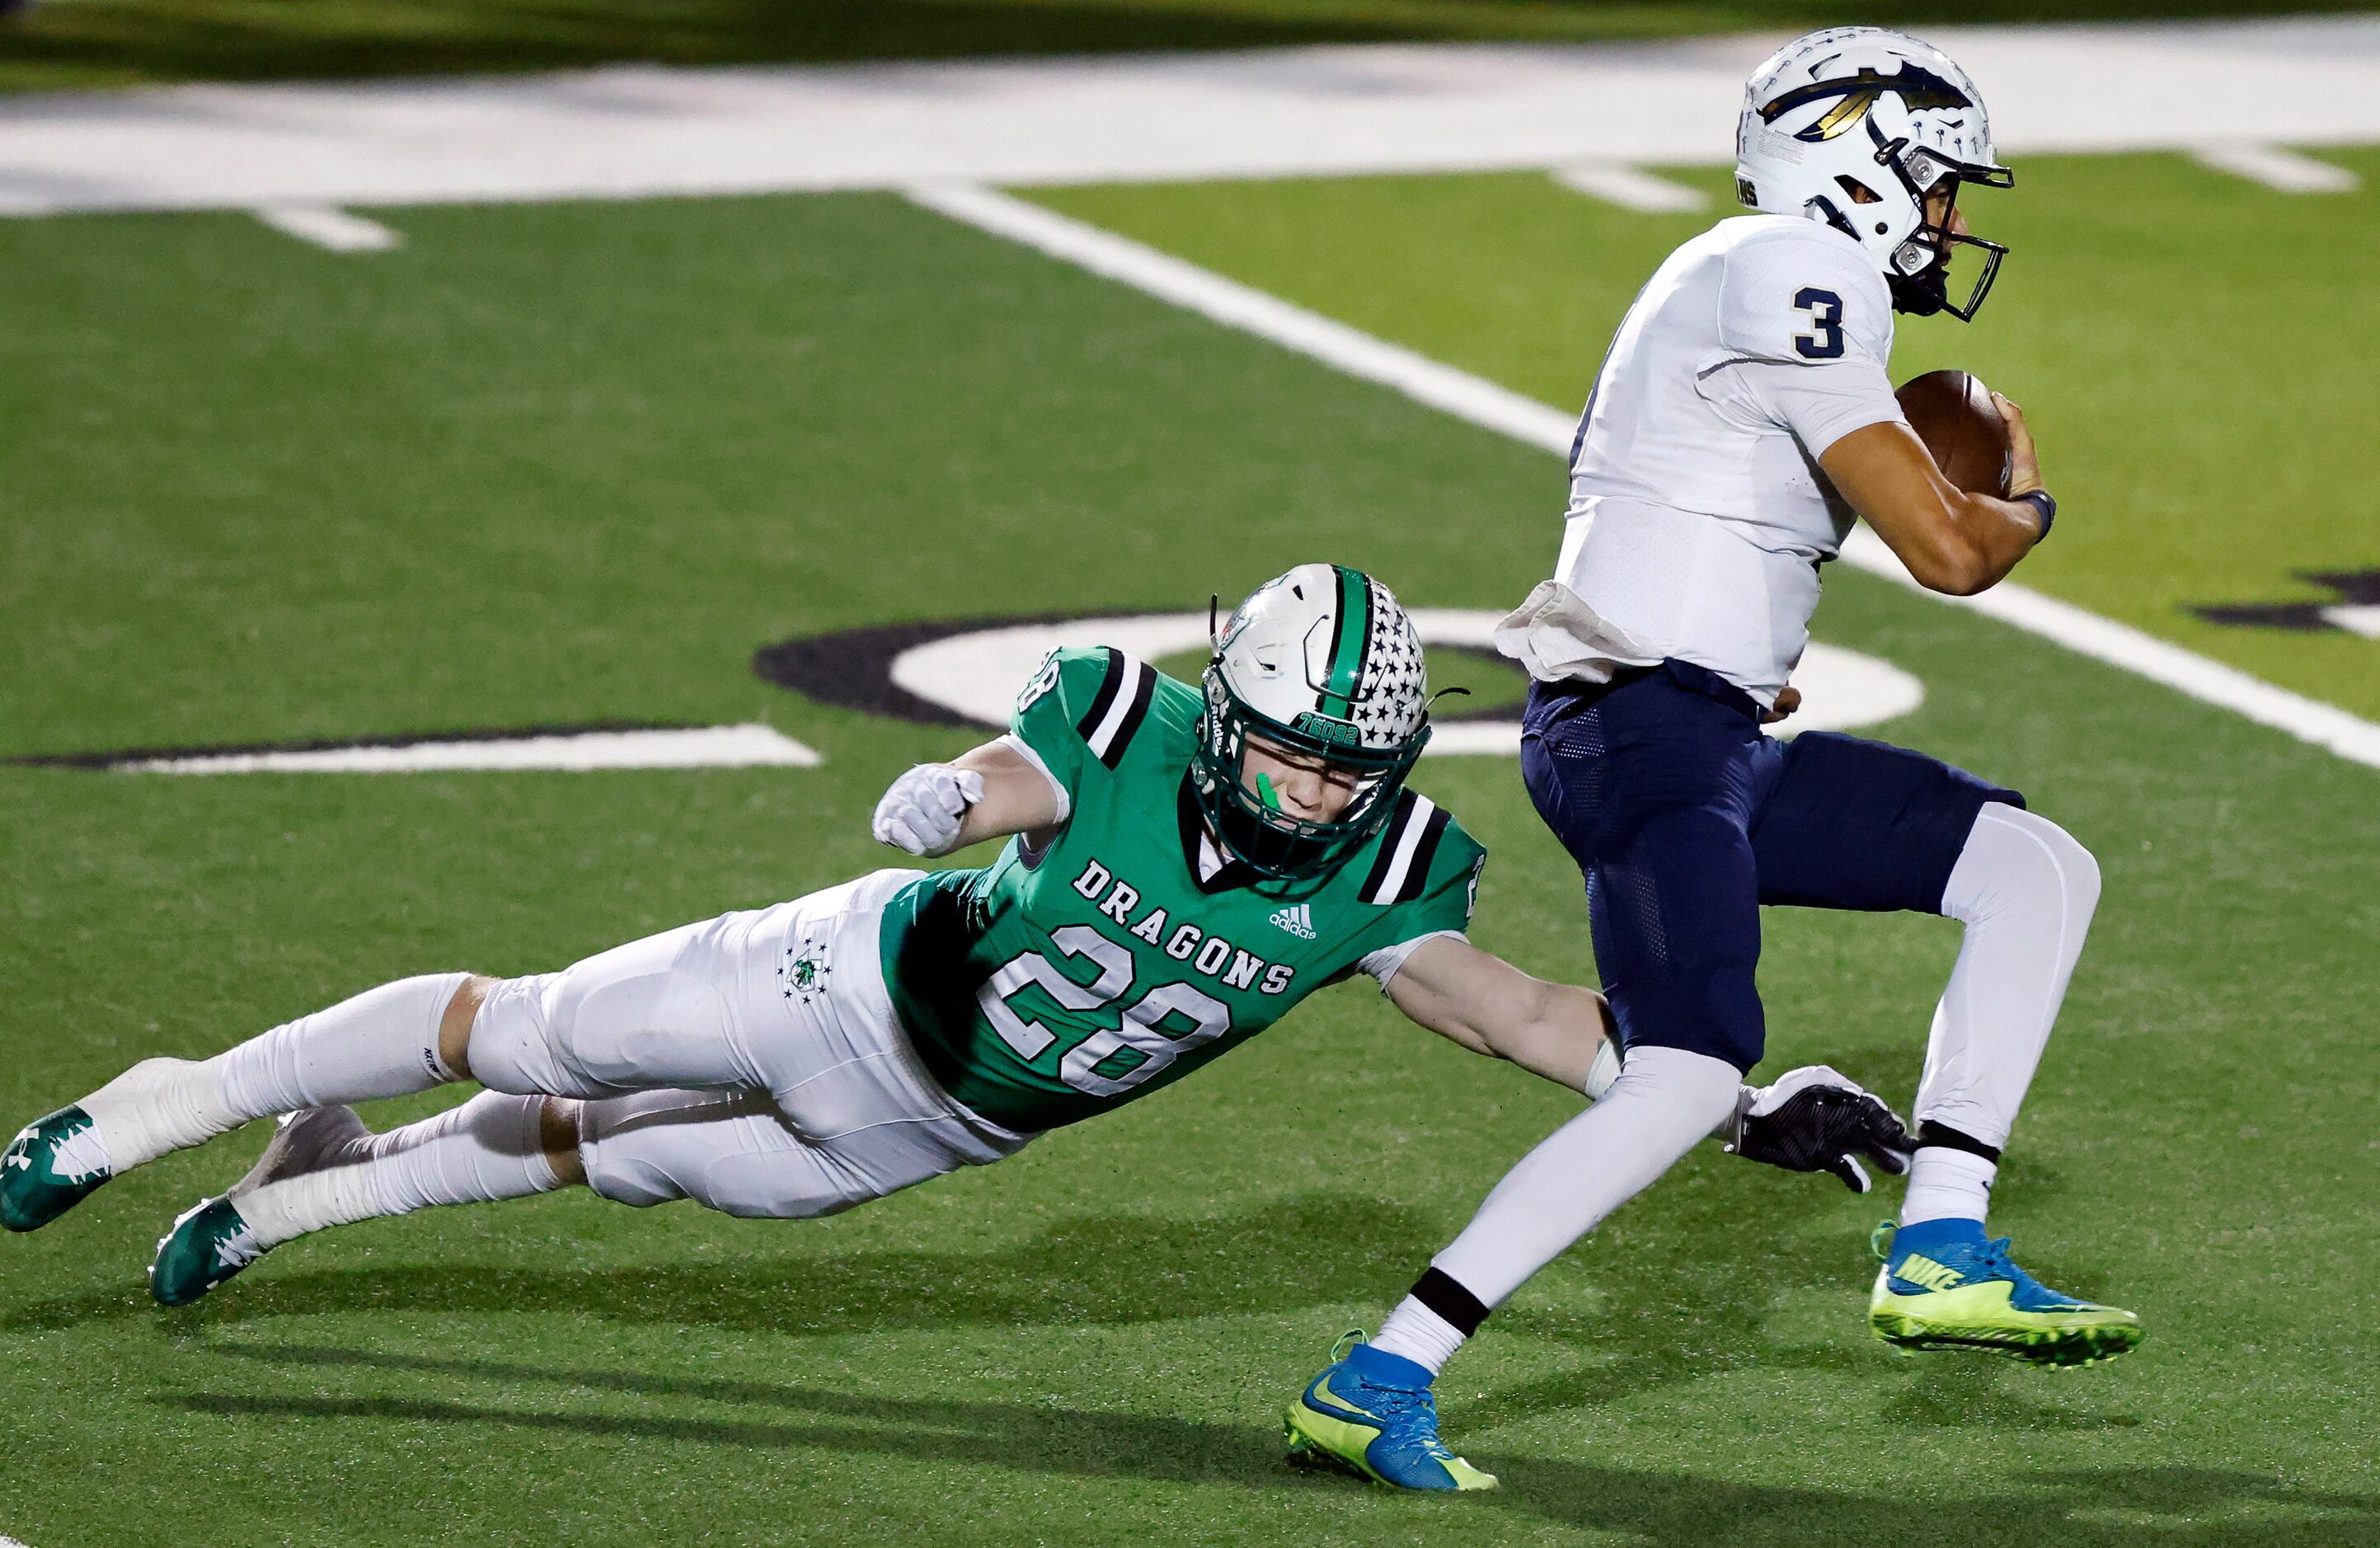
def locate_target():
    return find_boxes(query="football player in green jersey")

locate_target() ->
[4,565,1908,1333]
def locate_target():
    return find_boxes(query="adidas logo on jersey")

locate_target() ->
[1270,903,1317,940]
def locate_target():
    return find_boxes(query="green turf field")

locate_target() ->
[2,179,2377,1546]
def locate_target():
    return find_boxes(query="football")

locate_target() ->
[1896,369,2013,497]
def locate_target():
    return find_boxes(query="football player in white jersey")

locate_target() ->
[1288,27,2139,1492]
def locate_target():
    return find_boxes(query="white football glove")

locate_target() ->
[871,764,984,857]
[1725,1065,1915,1194]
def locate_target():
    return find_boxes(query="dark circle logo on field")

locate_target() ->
[753,612,1925,753]
[2193,569,2380,636]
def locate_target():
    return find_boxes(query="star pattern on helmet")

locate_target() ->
[1351,578,1429,749]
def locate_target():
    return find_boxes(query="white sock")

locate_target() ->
[1900,1147,1997,1227]
[80,973,470,1175]
[217,973,471,1118]
[237,1093,561,1249]
[1371,1295,1468,1375]
[76,1058,239,1175]
[1430,1045,1744,1310]
[1914,806,2099,1152]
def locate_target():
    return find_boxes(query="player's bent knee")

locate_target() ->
[539,1098,588,1187]
[1950,805,2101,926]
[438,976,499,1081]
[2007,809,2100,918]
[463,975,577,1097]
[1603,1044,1744,1126]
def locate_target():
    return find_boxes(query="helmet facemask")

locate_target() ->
[1191,666,1425,881]
[1874,133,2012,321]
[1188,565,1434,883]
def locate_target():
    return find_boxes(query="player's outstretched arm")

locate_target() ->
[871,739,1064,858]
[1381,936,1618,1095]
[1821,394,2048,596]
[1385,940,1915,1190]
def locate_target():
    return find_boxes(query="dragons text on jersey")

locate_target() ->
[880,646,1485,1133]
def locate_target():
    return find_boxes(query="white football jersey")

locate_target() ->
[1499,215,1908,706]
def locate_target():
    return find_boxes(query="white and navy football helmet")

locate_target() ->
[1192,564,1432,880]
[1736,27,2015,320]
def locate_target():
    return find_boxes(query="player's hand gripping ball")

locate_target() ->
[1896,369,2014,497]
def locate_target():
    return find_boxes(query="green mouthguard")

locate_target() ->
[1256,772,1282,811]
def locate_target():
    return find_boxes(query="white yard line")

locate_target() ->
[1838,530,2380,766]
[1550,163,1711,213]
[251,203,403,250]
[906,179,1576,453]
[908,181,2380,774]
[6,20,2380,213]
[119,724,821,774]
[2325,604,2380,640]
[2190,143,2361,194]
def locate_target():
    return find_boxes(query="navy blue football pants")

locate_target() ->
[1520,663,2021,1074]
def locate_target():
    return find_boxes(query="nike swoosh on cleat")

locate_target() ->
[1302,1374,1385,1426]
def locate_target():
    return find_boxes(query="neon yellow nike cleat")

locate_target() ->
[1870,1220,2143,1369]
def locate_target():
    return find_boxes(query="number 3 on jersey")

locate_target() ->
[1792,287,1845,360]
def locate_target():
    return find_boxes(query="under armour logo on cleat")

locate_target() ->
[1270,903,1317,940]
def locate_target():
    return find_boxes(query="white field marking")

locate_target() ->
[1550,162,1710,213]
[1839,528,2380,767]
[904,181,1579,452]
[910,185,2380,774]
[2190,143,2361,194]
[7,21,2380,213]
[251,203,403,251]
[124,724,821,774]
[887,609,1920,753]
[2321,603,2380,640]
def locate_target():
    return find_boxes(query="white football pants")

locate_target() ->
[466,869,1030,1218]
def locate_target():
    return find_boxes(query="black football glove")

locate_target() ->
[1724,1066,1913,1194]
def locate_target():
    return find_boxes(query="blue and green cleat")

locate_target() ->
[1870,1219,2143,1368]
[1284,1333,1496,1491]
[2,1105,114,1232]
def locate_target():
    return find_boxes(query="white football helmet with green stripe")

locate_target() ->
[1193,564,1433,880]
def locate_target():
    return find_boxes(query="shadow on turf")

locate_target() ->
[167,1349,2377,1546]
[1446,1153,2130,1438]
[14,1162,2143,1443]
[7,1194,1432,1336]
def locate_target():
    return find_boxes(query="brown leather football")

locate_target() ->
[1895,369,2011,497]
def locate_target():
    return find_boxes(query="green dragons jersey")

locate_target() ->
[880,645,1487,1133]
